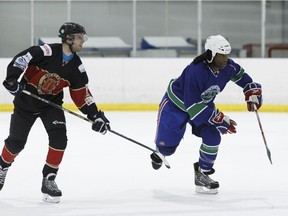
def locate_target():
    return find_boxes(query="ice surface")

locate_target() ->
[0,111,287,216]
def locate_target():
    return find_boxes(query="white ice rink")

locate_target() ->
[0,111,287,216]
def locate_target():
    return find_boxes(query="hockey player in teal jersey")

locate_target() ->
[151,35,262,194]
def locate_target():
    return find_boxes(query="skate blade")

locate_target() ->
[195,186,218,195]
[42,193,61,203]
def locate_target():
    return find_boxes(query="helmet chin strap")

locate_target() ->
[65,36,75,53]
[69,44,75,53]
[207,56,214,64]
[206,49,214,63]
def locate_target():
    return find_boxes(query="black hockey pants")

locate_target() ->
[4,105,67,155]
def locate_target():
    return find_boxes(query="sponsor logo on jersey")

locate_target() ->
[13,52,33,70]
[78,64,85,73]
[201,85,220,103]
[84,85,94,105]
[85,96,94,106]
[40,44,52,56]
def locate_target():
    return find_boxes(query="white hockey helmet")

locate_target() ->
[204,35,231,63]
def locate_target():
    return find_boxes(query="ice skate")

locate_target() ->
[41,173,62,203]
[0,165,9,191]
[194,162,219,194]
[150,152,163,170]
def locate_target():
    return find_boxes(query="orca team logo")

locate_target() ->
[38,73,61,94]
[201,85,220,103]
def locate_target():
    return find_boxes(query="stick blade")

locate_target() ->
[254,108,273,165]
[266,148,273,165]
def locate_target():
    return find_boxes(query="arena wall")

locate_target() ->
[0,58,287,112]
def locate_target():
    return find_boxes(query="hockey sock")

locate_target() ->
[46,146,65,169]
[42,164,59,178]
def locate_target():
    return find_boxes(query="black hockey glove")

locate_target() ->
[88,111,110,135]
[3,79,26,96]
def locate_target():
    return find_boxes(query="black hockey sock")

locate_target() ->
[42,164,58,178]
[0,157,11,169]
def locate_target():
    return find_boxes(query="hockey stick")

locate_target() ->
[254,105,272,164]
[22,90,170,169]
[108,130,170,169]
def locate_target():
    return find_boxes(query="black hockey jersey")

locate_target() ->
[5,43,98,116]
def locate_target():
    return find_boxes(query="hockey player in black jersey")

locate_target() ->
[0,22,110,203]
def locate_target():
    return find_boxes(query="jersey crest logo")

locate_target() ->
[38,73,61,94]
[201,85,220,103]
[24,66,70,95]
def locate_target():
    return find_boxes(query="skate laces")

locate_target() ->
[44,173,60,192]
[44,179,60,191]
[196,170,216,186]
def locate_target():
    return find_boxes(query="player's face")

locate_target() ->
[213,53,229,70]
[72,33,88,52]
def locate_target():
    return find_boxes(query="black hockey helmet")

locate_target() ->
[58,22,87,42]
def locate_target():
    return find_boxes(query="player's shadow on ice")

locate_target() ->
[152,189,285,214]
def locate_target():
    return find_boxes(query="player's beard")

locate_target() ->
[72,45,82,53]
